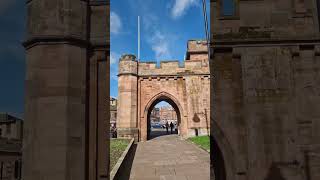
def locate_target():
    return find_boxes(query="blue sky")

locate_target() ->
[110,0,210,99]
[0,1,26,118]
[0,0,211,117]
[155,101,171,108]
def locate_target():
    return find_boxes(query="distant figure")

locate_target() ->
[165,121,169,134]
[113,128,117,138]
[170,122,174,134]
[111,126,117,138]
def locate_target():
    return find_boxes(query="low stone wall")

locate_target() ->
[187,128,210,137]
[110,138,134,180]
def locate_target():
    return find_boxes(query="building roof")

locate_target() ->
[0,113,23,124]
[110,97,117,101]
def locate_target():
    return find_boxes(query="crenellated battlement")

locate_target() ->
[137,59,209,76]
[187,40,208,53]
[186,40,208,61]
[118,40,209,77]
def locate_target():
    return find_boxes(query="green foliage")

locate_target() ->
[110,139,130,170]
[187,136,210,152]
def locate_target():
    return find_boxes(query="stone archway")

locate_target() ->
[143,92,183,140]
[115,40,240,179]
[116,43,211,142]
[210,118,237,180]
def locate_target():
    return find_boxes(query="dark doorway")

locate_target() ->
[211,135,227,180]
[147,99,181,140]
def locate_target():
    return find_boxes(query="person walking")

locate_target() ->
[165,121,169,134]
[111,125,117,138]
[170,122,174,134]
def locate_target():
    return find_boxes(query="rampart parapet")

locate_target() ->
[138,59,209,76]
[118,40,209,77]
[118,54,138,76]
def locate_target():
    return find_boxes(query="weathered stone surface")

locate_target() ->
[211,0,320,41]
[23,1,109,180]
[211,0,320,179]
[125,135,210,180]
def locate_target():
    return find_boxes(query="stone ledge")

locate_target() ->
[110,138,134,180]
[117,73,138,77]
[22,35,89,50]
[117,128,139,142]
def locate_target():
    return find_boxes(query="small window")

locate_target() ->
[14,160,22,179]
[0,162,3,180]
[222,0,236,16]
[317,0,320,31]
[14,161,19,179]
[195,129,199,136]
[6,124,11,135]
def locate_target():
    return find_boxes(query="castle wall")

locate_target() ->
[138,77,188,141]
[138,60,209,76]
[23,1,109,179]
[117,55,139,140]
[184,75,211,136]
[117,39,210,141]
[137,74,210,140]
[136,55,210,140]
[212,0,320,41]
[211,0,320,179]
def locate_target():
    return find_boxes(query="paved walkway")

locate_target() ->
[128,134,210,180]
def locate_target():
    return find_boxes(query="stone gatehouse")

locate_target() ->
[117,40,210,141]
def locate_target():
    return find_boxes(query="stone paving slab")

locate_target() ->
[128,135,210,180]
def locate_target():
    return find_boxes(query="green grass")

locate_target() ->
[187,136,210,152]
[110,139,130,170]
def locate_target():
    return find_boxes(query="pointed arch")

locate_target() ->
[143,91,184,119]
[142,91,185,140]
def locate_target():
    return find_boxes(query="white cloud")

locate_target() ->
[110,52,119,65]
[171,0,198,19]
[110,52,120,80]
[142,14,158,31]
[127,2,180,61]
[142,14,172,60]
[148,31,171,60]
[110,12,122,34]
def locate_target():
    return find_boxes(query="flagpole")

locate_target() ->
[202,0,210,60]
[138,16,140,62]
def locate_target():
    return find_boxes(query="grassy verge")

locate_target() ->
[187,136,210,152]
[110,139,130,170]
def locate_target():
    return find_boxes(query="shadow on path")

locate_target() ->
[114,144,137,180]
[149,128,178,140]
[119,135,210,180]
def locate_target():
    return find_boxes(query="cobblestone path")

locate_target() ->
[128,135,210,180]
